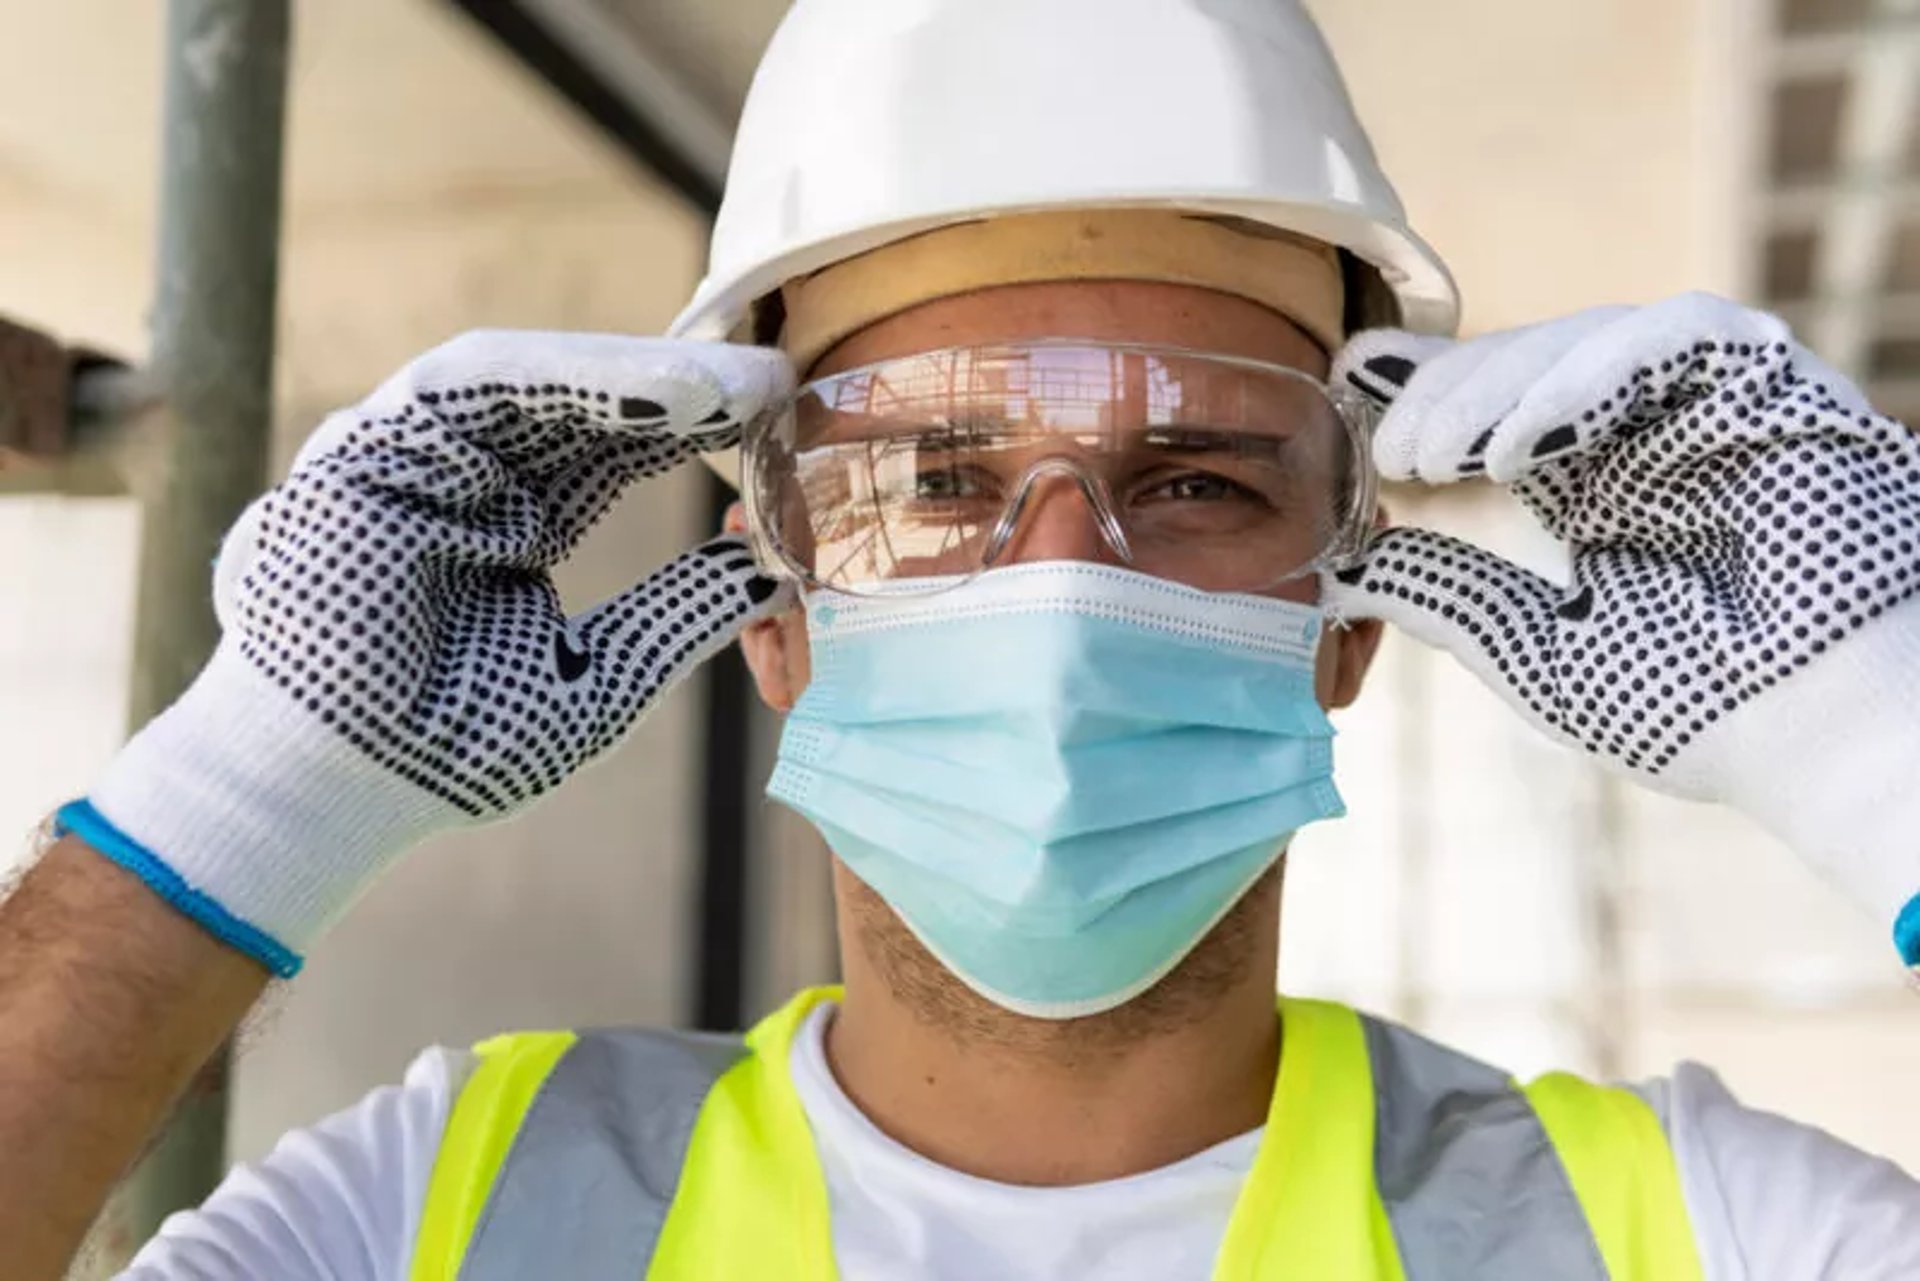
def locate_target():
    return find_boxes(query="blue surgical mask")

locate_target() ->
[768,562,1344,1020]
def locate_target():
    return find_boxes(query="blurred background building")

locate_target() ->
[2,0,1916,1250]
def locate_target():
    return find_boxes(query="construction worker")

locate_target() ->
[3,0,1917,1276]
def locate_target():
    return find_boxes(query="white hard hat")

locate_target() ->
[673,0,1459,478]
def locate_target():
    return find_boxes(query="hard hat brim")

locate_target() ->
[681,199,1457,492]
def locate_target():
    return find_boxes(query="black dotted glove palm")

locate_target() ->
[76,331,795,974]
[1322,294,1920,962]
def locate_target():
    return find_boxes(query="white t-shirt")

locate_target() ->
[787,1004,1261,1277]
[123,1000,1920,1280]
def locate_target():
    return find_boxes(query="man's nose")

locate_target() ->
[993,469,1128,568]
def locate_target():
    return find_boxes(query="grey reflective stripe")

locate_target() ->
[1361,1015,1609,1281]
[456,1015,1627,1280]
[458,1028,746,1281]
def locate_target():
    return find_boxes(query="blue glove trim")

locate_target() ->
[1895,892,1920,970]
[53,799,304,979]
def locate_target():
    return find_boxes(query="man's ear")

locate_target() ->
[1323,616,1385,710]
[725,501,809,711]
[1317,500,1391,709]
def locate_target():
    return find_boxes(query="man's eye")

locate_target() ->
[912,466,994,501]
[1136,471,1263,505]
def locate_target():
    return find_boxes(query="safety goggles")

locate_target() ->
[742,341,1378,598]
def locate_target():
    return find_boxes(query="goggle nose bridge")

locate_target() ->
[981,454,1137,569]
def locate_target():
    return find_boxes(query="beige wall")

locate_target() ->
[1309,0,1757,331]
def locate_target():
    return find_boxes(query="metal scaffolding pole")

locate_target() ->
[82,0,291,1269]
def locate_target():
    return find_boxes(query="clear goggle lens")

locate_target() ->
[743,341,1377,597]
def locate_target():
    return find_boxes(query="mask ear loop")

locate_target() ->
[981,455,1136,570]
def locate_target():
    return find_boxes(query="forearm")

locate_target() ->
[0,835,267,1281]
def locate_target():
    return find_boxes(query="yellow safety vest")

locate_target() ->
[410,986,1702,1280]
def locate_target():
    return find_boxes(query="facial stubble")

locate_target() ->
[839,859,1284,1067]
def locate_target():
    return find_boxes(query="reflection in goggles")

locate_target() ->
[746,343,1376,597]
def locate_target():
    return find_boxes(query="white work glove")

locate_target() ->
[59,331,794,975]
[1323,293,1920,967]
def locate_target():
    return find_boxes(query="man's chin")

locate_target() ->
[830,860,1284,1063]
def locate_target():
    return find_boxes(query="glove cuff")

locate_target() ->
[1689,594,1920,966]
[75,647,454,972]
